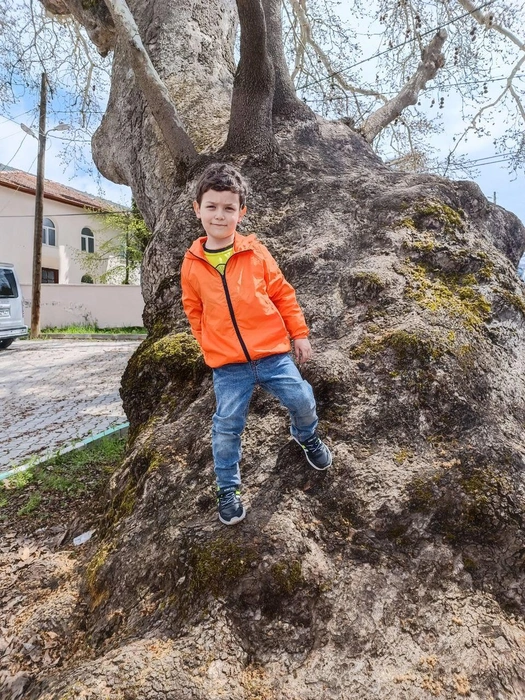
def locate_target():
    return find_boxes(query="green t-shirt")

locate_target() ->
[203,243,234,275]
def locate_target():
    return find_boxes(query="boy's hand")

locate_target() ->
[293,338,313,364]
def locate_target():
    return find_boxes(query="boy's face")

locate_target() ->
[193,189,246,248]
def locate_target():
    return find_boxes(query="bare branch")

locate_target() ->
[262,0,313,120]
[224,0,276,155]
[361,29,447,144]
[40,0,115,56]
[509,84,525,123]
[103,0,197,169]
[288,0,388,102]
[444,52,525,175]
[456,0,525,51]
[284,2,305,83]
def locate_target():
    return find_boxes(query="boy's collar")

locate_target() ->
[232,232,257,251]
[189,232,256,258]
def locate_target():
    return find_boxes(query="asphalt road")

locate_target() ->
[0,339,141,470]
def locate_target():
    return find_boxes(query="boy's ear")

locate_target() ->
[238,205,247,221]
[193,200,201,219]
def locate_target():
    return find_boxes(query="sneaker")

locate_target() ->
[293,433,332,470]
[217,486,246,525]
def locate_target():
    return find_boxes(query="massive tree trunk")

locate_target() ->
[30,1,525,698]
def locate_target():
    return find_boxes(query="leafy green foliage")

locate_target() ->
[76,200,152,285]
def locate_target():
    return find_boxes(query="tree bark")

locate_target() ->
[29,3,525,699]
[40,0,115,56]
[93,0,237,231]
[262,0,314,121]
[103,0,197,170]
[361,29,447,143]
[224,0,276,155]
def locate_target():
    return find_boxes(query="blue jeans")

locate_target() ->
[212,352,318,489]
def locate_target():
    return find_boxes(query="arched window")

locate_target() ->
[81,227,95,253]
[81,274,94,284]
[43,218,56,246]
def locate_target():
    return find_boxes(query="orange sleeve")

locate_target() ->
[181,259,203,347]
[260,245,309,339]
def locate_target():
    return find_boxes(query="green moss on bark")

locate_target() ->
[407,459,519,544]
[351,329,444,366]
[86,541,114,609]
[186,537,258,600]
[402,262,491,330]
[121,331,207,434]
[270,560,304,596]
[500,289,525,315]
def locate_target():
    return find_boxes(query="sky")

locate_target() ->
[0,2,523,230]
[0,107,130,208]
[328,0,525,227]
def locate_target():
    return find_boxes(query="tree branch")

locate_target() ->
[456,0,525,51]
[288,0,388,103]
[224,0,276,155]
[261,0,313,120]
[103,0,197,169]
[39,0,115,56]
[361,29,447,144]
[444,53,525,175]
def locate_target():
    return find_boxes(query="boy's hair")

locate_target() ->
[194,163,248,208]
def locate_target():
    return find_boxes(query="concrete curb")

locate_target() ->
[40,334,146,341]
[0,422,129,483]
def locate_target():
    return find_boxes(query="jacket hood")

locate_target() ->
[185,232,258,260]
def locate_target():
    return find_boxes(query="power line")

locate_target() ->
[303,73,525,101]
[0,109,35,127]
[467,152,514,163]
[0,154,38,217]
[0,133,30,171]
[0,130,22,142]
[0,113,39,173]
[472,157,513,166]
[297,0,499,92]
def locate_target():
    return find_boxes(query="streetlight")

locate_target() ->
[20,74,71,338]
[20,122,71,138]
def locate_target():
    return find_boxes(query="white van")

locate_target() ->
[0,263,28,349]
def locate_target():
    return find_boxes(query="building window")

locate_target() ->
[42,268,58,284]
[43,218,56,246]
[81,274,94,284]
[81,227,95,253]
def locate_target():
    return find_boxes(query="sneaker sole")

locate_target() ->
[219,507,247,526]
[293,437,332,470]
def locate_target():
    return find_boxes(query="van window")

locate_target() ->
[0,269,18,298]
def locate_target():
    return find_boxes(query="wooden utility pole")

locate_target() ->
[30,72,47,339]
[124,227,130,285]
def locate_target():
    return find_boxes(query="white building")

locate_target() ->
[0,165,144,328]
[0,164,127,285]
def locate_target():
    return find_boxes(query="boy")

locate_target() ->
[181,163,332,525]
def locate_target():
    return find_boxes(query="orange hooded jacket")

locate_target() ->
[181,233,309,368]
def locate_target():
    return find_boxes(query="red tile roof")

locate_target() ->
[0,168,122,211]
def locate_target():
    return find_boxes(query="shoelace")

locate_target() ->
[302,435,323,453]
[218,489,239,506]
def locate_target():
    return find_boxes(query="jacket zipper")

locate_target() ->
[189,250,252,362]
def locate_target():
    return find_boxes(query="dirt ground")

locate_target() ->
[0,439,125,700]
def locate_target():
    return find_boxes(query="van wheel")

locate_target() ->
[0,339,14,349]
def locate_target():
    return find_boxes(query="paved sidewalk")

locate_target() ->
[0,339,141,470]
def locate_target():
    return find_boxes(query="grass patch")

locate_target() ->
[41,324,146,334]
[0,437,125,525]
[17,493,42,516]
